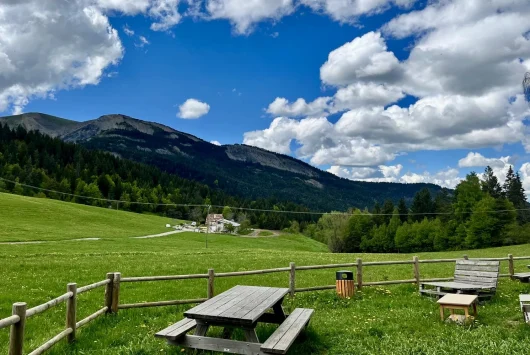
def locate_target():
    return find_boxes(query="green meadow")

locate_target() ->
[1,193,530,354]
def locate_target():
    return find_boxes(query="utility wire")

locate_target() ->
[1,176,529,216]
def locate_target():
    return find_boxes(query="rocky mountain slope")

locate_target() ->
[0,112,443,211]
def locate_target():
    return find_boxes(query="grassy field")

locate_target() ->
[0,192,179,242]
[2,194,530,354]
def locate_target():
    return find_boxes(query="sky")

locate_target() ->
[1,0,530,192]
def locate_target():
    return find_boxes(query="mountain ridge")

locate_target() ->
[0,112,444,211]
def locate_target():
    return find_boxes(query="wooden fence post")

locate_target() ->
[66,283,77,343]
[208,269,215,299]
[463,254,469,260]
[508,254,514,278]
[413,256,420,286]
[289,262,296,297]
[105,272,114,314]
[111,272,121,313]
[356,258,363,291]
[9,303,26,355]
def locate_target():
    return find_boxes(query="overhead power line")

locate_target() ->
[1,176,529,217]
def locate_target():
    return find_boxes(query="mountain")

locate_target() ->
[0,112,444,211]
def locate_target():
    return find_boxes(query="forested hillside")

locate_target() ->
[305,169,530,252]
[0,113,443,211]
[0,124,315,230]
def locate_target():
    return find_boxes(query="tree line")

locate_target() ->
[0,124,316,230]
[304,166,530,252]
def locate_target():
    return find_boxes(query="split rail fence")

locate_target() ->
[2,253,529,354]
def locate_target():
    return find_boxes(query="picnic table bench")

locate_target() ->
[156,285,313,354]
[419,260,500,300]
[512,265,530,283]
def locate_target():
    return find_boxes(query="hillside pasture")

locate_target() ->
[2,194,530,354]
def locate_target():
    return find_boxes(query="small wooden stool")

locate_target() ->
[437,294,478,322]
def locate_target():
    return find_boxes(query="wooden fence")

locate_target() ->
[2,253,529,354]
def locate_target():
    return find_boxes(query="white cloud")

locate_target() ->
[205,0,295,35]
[246,2,530,170]
[266,97,332,117]
[123,25,135,36]
[96,0,151,14]
[519,163,530,196]
[211,140,221,146]
[328,164,403,181]
[320,32,401,86]
[300,0,416,24]
[0,0,124,114]
[458,152,511,169]
[266,82,404,118]
[148,0,183,31]
[178,98,211,119]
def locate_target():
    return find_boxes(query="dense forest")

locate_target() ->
[0,124,316,230]
[304,167,530,252]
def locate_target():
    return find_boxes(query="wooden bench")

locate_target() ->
[420,260,500,300]
[261,308,313,354]
[520,295,530,324]
[512,272,530,283]
[155,318,197,341]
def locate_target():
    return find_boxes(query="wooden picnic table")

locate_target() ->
[156,285,313,354]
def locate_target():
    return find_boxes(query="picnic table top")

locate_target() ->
[184,285,289,326]
[437,294,478,306]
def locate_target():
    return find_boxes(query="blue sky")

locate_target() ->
[1,0,530,189]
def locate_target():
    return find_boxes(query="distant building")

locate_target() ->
[206,214,240,233]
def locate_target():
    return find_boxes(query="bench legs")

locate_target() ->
[243,327,260,343]
[195,321,210,336]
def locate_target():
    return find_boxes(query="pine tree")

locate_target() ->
[372,201,384,226]
[397,197,408,223]
[481,166,503,198]
[504,166,529,224]
[410,188,433,222]
[382,199,394,224]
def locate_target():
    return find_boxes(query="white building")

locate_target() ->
[206,214,240,233]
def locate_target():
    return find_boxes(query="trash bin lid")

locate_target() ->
[336,270,354,280]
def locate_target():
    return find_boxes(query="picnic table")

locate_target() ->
[156,285,313,354]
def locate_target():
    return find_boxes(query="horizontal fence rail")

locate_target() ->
[2,253,530,354]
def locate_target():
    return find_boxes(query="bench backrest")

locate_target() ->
[453,260,500,289]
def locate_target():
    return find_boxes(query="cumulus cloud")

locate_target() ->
[320,32,401,86]
[245,1,530,172]
[328,164,403,182]
[135,35,150,47]
[300,0,416,23]
[458,152,511,169]
[178,98,211,119]
[0,0,124,114]
[205,0,295,35]
[210,140,221,146]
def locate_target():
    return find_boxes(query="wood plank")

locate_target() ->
[185,286,242,317]
[169,335,266,355]
[420,281,486,290]
[220,288,277,320]
[454,270,498,278]
[453,275,497,285]
[156,318,197,339]
[204,287,263,317]
[456,264,499,272]
[457,260,500,267]
[264,309,313,354]
[261,309,304,353]
[241,289,288,323]
[191,287,263,322]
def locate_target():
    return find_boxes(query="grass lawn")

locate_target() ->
[2,194,530,354]
[0,192,179,242]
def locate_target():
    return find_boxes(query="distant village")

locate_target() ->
[177,213,241,234]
